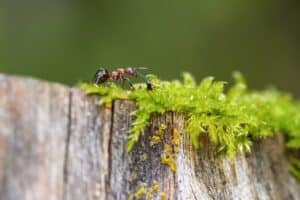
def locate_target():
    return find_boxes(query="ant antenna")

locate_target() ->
[135,67,148,70]
[123,77,135,90]
[135,70,149,82]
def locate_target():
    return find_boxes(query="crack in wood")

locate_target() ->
[62,89,73,200]
[106,99,115,198]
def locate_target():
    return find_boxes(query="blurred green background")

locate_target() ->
[0,0,299,95]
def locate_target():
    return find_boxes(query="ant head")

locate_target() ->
[93,68,109,84]
[125,67,137,76]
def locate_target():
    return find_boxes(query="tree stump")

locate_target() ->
[0,74,299,200]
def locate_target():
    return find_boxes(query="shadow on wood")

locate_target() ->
[0,74,299,200]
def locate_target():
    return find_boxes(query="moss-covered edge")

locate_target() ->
[80,72,300,180]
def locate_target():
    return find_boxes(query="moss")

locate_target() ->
[80,72,300,178]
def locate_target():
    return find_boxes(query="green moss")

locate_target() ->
[80,72,300,178]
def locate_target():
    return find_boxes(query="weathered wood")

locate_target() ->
[0,74,299,200]
[0,74,69,200]
[63,89,112,200]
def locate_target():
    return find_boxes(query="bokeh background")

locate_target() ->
[0,0,299,96]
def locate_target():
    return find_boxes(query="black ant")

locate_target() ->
[93,67,154,90]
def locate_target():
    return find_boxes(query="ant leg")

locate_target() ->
[124,77,134,89]
[117,75,126,89]
[121,77,126,88]
[135,71,152,83]
[135,71,148,82]
[117,79,124,88]
[136,71,154,90]
[104,82,111,87]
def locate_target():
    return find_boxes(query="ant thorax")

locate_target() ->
[116,68,125,74]
[110,71,121,80]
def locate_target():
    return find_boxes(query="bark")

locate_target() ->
[0,74,299,200]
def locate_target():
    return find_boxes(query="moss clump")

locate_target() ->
[80,82,129,108]
[80,72,300,177]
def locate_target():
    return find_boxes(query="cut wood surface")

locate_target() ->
[0,74,299,200]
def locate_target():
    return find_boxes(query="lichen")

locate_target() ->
[172,128,180,153]
[131,181,163,200]
[133,183,148,199]
[80,71,300,178]
[151,181,160,193]
[150,124,166,146]
[128,170,138,182]
[160,192,167,200]
[141,153,148,161]
[161,144,177,172]
[160,128,181,172]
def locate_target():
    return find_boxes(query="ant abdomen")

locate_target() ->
[93,68,109,84]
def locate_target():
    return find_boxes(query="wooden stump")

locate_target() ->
[0,74,299,200]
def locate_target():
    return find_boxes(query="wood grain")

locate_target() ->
[63,89,112,200]
[0,74,299,200]
[0,74,69,200]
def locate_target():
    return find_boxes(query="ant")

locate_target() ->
[93,67,154,90]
